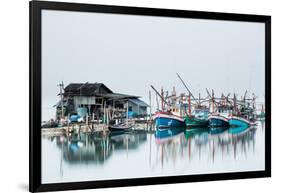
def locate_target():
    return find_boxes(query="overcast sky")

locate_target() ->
[42,10,265,121]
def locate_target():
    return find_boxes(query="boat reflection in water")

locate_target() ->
[186,125,257,163]
[42,122,262,183]
[155,127,186,142]
[154,127,186,168]
[152,124,257,169]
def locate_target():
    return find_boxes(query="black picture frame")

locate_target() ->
[29,1,271,192]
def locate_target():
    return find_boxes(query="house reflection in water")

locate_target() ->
[48,131,148,165]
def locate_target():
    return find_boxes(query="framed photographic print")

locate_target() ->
[29,1,271,192]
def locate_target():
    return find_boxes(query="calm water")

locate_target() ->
[42,121,265,184]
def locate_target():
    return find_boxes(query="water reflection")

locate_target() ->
[154,128,186,168]
[152,125,257,168]
[42,122,264,183]
[46,131,147,165]
[110,131,147,151]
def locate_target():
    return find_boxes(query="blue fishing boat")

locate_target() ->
[208,114,229,127]
[228,116,252,128]
[153,112,186,128]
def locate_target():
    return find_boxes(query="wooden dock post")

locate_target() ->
[86,114,89,132]
[149,90,152,121]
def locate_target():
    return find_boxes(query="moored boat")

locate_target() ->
[208,114,229,127]
[184,108,209,127]
[153,111,186,128]
[184,115,209,127]
[228,116,252,128]
[108,123,133,132]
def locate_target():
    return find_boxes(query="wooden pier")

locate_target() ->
[41,120,155,136]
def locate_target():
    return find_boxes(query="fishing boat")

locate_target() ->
[108,123,133,132]
[228,104,256,127]
[184,108,209,127]
[227,91,256,127]
[228,115,252,127]
[153,111,186,128]
[184,115,209,127]
[175,73,210,127]
[208,114,229,127]
[149,85,185,128]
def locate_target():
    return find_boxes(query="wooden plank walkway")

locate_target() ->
[41,122,155,136]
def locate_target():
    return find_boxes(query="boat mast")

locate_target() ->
[176,73,199,105]
[161,87,164,111]
[150,85,170,107]
[205,88,215,113]
[149,90,152,120]
[188,93,191,116]
[212,90,215,113]
[233,93,237,115]
[156,93,159,111]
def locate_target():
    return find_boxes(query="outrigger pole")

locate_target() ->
[150,85,170,107]
[176,73,199,105]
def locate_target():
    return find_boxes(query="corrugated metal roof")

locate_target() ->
[64,83,113,96]
[129,98,149,107]
[62,82,142,100]
[96,93,139,99]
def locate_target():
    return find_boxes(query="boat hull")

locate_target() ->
[229,116,251,127]
[208,115,229,127]
[154,112,186,128]
[184,115,209,127]
[108,125,132,132]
